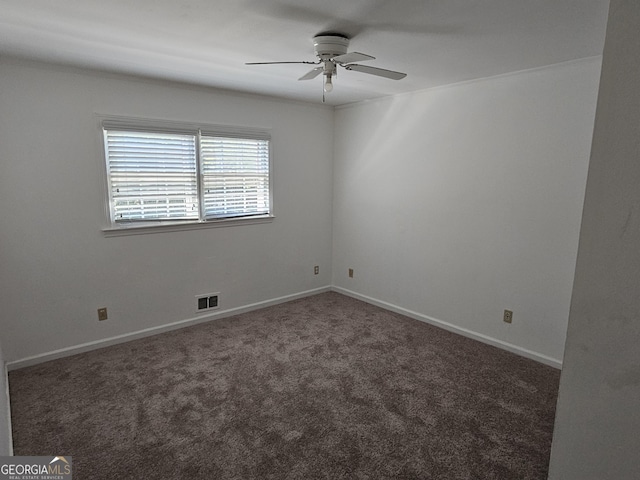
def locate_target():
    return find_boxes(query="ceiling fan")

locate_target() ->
[246,34,407,99]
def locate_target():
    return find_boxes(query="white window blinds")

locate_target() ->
[200,136,270,219]
[103,121,271,225]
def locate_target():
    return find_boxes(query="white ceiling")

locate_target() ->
[0,0,610,106]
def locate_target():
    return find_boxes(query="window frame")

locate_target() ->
[98,115,274,236]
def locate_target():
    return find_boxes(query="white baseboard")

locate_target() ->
[6,285,561,371]
[7,286,332,371]
[331,286,562,369]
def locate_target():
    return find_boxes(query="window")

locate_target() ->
[101,118,271,232]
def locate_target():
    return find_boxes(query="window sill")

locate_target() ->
[102,215,275,237]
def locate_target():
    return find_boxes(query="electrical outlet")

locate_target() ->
[503,309,513,324]
[97,307,108,321]
[314,265,319,275]
[348,268,354,278]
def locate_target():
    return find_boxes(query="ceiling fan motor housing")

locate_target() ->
[313,35,349,60]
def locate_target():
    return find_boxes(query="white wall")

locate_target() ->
[332,59,601,365]
[0,59,334,364]
[549,1,640,477]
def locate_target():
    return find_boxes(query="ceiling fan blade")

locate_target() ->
[333,52,375,64]
[245,61,319,65]
[344,64,407,80]
[298,66,324,81]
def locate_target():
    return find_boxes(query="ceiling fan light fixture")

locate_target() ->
[323,74,334,93]
[246,34,407,98]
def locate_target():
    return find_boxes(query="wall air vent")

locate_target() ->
[196,293,220,312]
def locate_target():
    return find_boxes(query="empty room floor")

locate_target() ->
[9,292,560,479]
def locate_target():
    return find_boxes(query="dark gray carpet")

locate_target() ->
[9,292,560,479]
